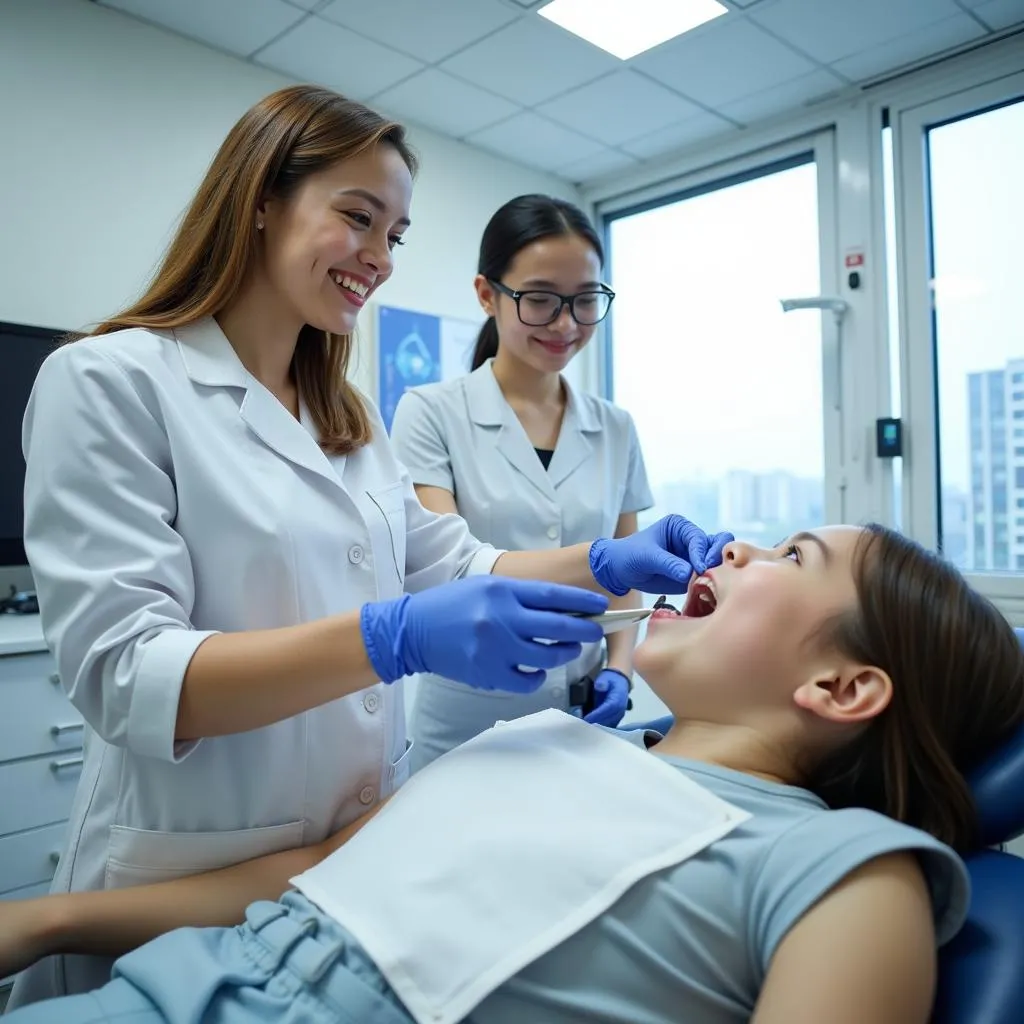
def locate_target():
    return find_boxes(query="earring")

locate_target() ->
[256,222,264,231]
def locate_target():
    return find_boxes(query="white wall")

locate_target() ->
[0,0,580,398]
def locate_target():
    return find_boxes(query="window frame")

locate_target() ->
[891,68,1024,614]
[579,33,1024,619]
[598,132,847,525]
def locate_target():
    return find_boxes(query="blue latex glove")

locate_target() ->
[584,668,631,727]
[589,515,735,596]
[361,575,607,693]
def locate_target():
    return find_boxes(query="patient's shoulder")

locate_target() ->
[751,808,970,974]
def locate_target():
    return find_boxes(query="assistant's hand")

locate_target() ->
[584,669,631,727]
[361,575,607,693]
[588,515,734,596]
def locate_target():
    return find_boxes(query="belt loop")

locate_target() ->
[303,939,345,985]
[245,901,287,932]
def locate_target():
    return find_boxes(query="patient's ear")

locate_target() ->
[793,665,892,724]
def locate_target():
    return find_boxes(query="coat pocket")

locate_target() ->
[105,819,305,889]
[367,482,407,591]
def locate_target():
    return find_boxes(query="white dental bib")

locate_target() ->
[291,710,749,1024]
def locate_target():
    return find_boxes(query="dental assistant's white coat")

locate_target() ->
[390,360,652,769]
[12,318,499,1004]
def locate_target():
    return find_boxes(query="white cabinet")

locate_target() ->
[0,616,82,898]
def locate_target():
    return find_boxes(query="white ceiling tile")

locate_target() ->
[718,67,846,125]
[440,17,620,106]
[620,111,737,159]
[374,70,519,138]
[558,148,641,184]
[256,16,423,100]
[318,0,519,63]
[633,16,818,108]
[465,111,607,172]
[831,13,988,81]
[536,70,706,146]
[100,0,304,58]
[971,0,1024,31]
[750,0,965,64]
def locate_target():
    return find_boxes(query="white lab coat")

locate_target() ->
[12,318,499,1004]
[390,360,652,771]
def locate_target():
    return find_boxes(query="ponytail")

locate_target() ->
[470,317,499,371]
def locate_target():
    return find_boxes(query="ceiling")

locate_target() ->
[95,0,1024,185]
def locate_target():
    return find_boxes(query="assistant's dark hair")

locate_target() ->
[809,524,1024,852]
[471,194,604,371]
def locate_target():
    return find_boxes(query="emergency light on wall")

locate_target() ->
[538,0,728,61]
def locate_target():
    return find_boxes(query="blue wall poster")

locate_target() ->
[377,305,441,433]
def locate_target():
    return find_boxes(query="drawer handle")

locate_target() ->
[50,722,84,737]
[49,673,61,686]
[49,851,61,865]
[50,756,84,772]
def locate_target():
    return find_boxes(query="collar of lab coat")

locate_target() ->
[173,317,348,490]
[466,359,601,498]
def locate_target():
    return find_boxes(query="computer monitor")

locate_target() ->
[0,321,63,568]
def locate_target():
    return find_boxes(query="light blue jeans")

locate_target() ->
[6,892,416,1023]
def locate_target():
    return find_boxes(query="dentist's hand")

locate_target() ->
[584,669,631,728]
[589,515,734,595]
[360,576,607,693]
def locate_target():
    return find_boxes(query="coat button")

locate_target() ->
[348,545,364,564]
[359,786,375,805]
[363,692,379,713]
[547,525,559,540]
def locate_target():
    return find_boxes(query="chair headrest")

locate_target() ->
[968,627,1024,847]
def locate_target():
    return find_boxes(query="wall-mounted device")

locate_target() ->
[876,417,903,458]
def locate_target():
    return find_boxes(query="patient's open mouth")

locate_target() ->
[681,577,718,618]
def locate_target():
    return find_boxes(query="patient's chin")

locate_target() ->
[631,644,679,700]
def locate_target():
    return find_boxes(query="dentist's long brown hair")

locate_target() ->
[72,85,416,455]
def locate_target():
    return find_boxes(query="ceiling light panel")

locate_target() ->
[538,0,729,61]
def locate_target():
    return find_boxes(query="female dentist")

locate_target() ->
[11,86,729,1007]
[391,195,657,771]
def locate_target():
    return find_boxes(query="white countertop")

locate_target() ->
[0,614,47,656]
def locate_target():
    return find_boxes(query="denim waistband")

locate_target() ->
[244,892,414,1024]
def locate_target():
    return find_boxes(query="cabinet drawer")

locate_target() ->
[0,821,66,895]
[0,652,84,763]
[0,751,83,836]
[0,880,51,901]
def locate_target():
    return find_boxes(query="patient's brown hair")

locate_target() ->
[71,85,416,456]
[808,523,1024,852]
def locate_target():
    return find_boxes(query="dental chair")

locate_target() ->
[623,626,1024,1024]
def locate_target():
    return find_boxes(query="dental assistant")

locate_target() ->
[391,195,656,772]
[11,87,729,1008]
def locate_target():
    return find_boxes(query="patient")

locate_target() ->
[2,524,1023,1024]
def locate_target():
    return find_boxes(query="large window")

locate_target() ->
[895,86,1024,576]
[606,152,838,550]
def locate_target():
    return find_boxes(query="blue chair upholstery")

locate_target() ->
[623,627,1024,1023]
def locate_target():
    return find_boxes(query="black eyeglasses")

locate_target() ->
[489,279,615,327]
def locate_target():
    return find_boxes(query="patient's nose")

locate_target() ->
[718,541,760,567]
